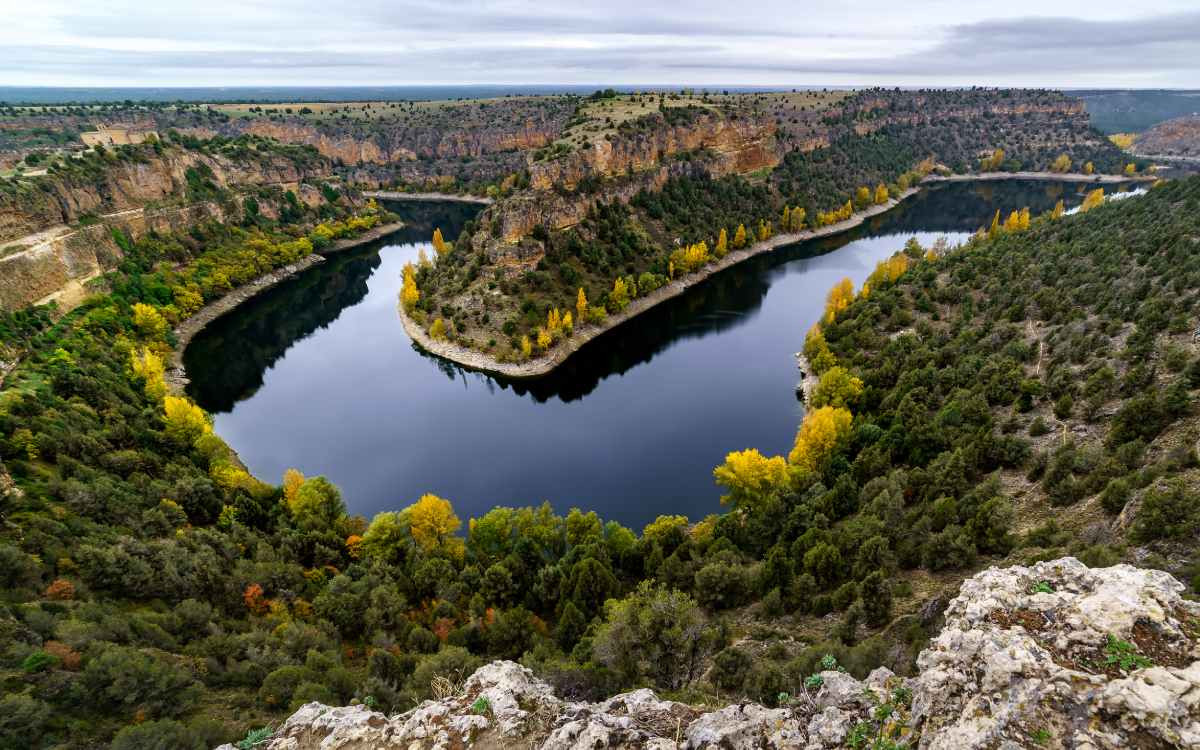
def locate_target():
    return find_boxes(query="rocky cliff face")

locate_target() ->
[0,147,330,244]
[470,110,779,261]
[226,558,1200,749]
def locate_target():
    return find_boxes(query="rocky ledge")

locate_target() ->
[222,558,1200,749]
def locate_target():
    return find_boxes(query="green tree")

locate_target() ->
[592,581,718,690]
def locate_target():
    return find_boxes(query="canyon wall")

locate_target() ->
[469,110,780,265]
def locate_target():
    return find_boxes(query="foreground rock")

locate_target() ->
[223,558,1200,749]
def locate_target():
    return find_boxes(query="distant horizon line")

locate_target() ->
[2,83,1197,106]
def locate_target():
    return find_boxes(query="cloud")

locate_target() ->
[665,11,1200,79]
[3,2,1198,87]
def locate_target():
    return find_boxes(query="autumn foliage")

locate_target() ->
[44,578,75,601]
[243,583,269,615]
[789,405,853,474]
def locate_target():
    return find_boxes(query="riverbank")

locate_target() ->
[923,170,1155,184]
[400,169,1157,378]
[364,191,493,205]
[400,188,921,378]
[167,221,404,393]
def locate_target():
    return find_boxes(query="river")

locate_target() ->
[184,179,1128,530]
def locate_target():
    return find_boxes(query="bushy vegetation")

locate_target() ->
[413,88,1132,360]
[3,172,1197,746]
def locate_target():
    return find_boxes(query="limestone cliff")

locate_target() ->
[0,147,330,244]
[470,109,779,264]
[220,558,1200,749]
[0,143,335,311]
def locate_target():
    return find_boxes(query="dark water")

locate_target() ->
[185,180,1120,530]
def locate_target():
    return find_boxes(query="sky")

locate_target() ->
[1,0,1198,89]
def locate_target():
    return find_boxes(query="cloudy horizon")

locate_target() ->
[2,0,1198,89]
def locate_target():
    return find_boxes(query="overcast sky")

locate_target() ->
[2,0,1198,88]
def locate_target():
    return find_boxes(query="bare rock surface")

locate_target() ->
[224,558,1200,749]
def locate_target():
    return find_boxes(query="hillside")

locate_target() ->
[1074,89,1200,134]
[233,558,1200,749]
[0,139,1196,749]
[405,88,1131,367]
[0,135,344,311]
[1134,114,1200,157]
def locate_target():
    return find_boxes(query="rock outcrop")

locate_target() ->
[222,558,1200,749]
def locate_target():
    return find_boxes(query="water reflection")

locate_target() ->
[183,181,1130,528]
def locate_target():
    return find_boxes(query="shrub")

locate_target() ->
[0,693,50,747]
[111,719,206,750]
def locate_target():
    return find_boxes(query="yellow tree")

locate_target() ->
[810,365,864,409]
[713,449,790,513]
[163,396,211,448]
[855,186,872,208]
[804,325,837,375]
[1051,199,1065,219]
[562,311,573,333]
[757,220,770,241]
[610,277,630,311]
[873,184,889,205]
[576,288,588,322]
[1083,162,1094,175]
[401,263,419,310]
[715,227,728,257]
[732,223,747,249]
[1002,210,1022,232]
[1018,207,1030,230]
[988,209,1001,238]
[788,405,853,473]
[1080,188,1105,213]
[520,335,533,358]
[432,228,448,257]
[790,207,806,232]
[537,327,552,351]
[1051,154,1071,173]
[430,318,447,340]
[132,303,168,342]
[1124,163,1137,176]
[282,468,305,505]
[408,493,462,554]
[823,277,855,324]
[130,347,167,402]
[781,206,791,231]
